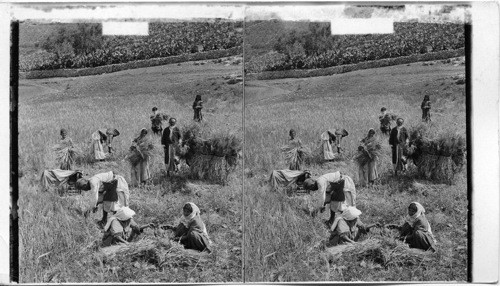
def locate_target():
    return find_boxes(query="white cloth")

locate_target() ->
[180,202,209,238]
[104,206,135,231]
[321,131,336,160]
[91,131,106,160]
[406,202,436,243]
[316,172,356,208]
[89,171,130,210]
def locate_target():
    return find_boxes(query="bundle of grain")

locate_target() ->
[328,237,430,269]
[281,145,311,170]
[180,129,241,184]
[53,143,80,170]
[354,141,382,167]
[126,138,155,166]
[407,125,465,183]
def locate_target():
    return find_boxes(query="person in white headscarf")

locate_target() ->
[101,207,141,246]
[328,206,380,246]
[387,202,437,251]
[171,202,211,252]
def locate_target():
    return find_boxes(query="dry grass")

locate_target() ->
[244,62,467,282]
[18,62,243,282]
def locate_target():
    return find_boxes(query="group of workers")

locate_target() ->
[40,95,211,252]
[273,97,436,252]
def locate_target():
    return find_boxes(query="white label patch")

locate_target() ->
[102,22,149,36]
[331,18,394,35]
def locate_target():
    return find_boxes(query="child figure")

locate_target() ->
[193,95,203,122]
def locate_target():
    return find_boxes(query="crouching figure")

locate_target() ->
[328,206,380,246]
[163,202,211,252]
[386,202,437,252]
[102,207,152,247]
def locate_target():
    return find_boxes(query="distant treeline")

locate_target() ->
[245,22,464,73]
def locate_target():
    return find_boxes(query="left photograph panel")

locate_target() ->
[15,7,243,282]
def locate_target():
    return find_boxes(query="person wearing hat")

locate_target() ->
[389,118,409,176]
[328,206,380,246]
[161,117,181,176]
[76,171,130,227]
[303,171,356,226]
[101,206,151,246]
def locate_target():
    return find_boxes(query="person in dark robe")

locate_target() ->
[192,95,203,122]
[161,117,181,176]
[421,95,431,122]
[389,118,408,176]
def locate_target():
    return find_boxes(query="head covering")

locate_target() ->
[406,202,436,243]
[152,106,158,112]
[180,202,209,238]
[396,118,404,126]
[104,206,136,231]
[169,117,177,125]
[75,178,89,190]
[303,178,317,191]
[381,107,387,112]
[335,129,349,137]
[195,94,202,101]
[329,202,349,231]
[60,128,67,135]
[407,202,425,224]
[342,206,362,221]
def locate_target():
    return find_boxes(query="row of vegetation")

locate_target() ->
[245,22,464,73]
[20,21,243,71]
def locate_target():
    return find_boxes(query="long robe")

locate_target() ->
[400,215,436,251]
[320,131,336,160]
[130,136,151,186]
[175,215,210,252]
[91,131,106,160]
[161,126,181,172]
[358,136,379,186]
[40,169,81,192]
[389,126,408,172]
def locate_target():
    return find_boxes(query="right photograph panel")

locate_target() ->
[244,4,470,282]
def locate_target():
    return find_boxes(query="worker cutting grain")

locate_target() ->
[356,128,381,187]
[161,117,181,176]
[386,202,437,251]
[160,202,211,252]
[328,206,380,246]
[389,118,409,176]
[328,128,349,155]
[303,171,356,227]
[76,171,130,227]
[91,128,120,161]
[128,128,153,187]
[102,206,153,247]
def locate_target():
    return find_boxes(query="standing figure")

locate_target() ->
[150,107,163,135]
[386,202,437,251]
[303,171,356,226]
[170,202,211,252]
[320,131,336,161]
[161,117,181,176]
[286,129,304,170]
[91,129,107,161]
[105,128,120,154]
[129,128,152,187]
[379,107,392,135]
[421,95,431,122]
[56,128,75,170]
[389,118,409,176]
[357,128,380,187]
[76,171,130,227]
[192,95,203,122]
